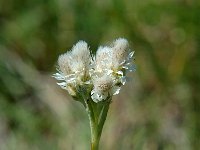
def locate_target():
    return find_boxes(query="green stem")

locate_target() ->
[88,101,99,150]
[97,100,111,139]
[83,98,98,150]
[83,95,111,150]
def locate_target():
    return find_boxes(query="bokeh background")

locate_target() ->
[0,0,199,149]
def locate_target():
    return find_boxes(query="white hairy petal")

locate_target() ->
[57,82,67,86]
[128,51,134,59]
[112,86,121,95]
[121,76,126,85]
[52,73,65,80]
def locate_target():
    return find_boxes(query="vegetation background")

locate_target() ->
[0,0,199,149]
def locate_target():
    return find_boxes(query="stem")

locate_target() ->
[97,100,110,139]
[90,100,111,150]
[82,95,111,150]
[88,101,99,150]
[83,98,99,150]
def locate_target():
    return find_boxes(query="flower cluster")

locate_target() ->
[53,38,135,103]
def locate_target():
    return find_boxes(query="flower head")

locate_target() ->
[91,74,120,103]
[53,41,92,97]
[112,38,129,67]
[53,38,135,102]
[70,41,91,74]
[58,52,72,75]
[95,46,113,73]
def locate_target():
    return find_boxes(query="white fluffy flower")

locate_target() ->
[112,38,129,67]
[70,41,91,74]
[91,75,120,103]
[111,38,135,72]
[95,46,113,73]
[94,38,135,87]
[57,52,72,75]
[53,41,92,96]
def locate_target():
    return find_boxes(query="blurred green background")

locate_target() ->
[0,0,199,149]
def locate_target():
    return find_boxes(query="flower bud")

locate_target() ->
[58,52,72,75]
[112,38,129,64]
[95,46,112,72]
[93,75,113,93]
